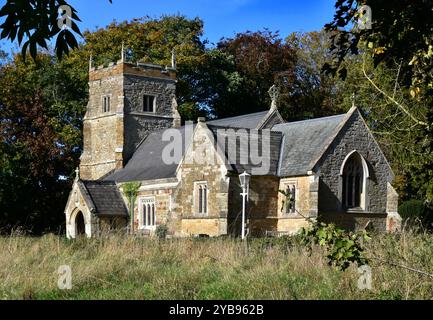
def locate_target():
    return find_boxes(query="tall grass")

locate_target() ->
[0,228,432,300]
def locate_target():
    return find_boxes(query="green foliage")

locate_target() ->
[324,1,433,203]
[155,224,168,240]
[278,189,294,213]
[213,30,297,118]
[398,200,426,221]
[0,0,111,60]
[0,52,87,234]
[2,231,432,299]
[398,200,432,228]
[122,182,141,201]
[299,221,370,271]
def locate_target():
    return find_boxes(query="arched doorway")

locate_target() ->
[75,211,86,236]
[340,151,369,210]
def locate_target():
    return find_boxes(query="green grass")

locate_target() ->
[0,229,432,300]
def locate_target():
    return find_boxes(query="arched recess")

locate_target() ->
[69,208,90,238]
[75,211,86,236]
[339,150,370,211]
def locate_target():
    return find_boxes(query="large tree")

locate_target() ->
[0,52,86,233]
[324,0,433,203]
[211,30,297,118]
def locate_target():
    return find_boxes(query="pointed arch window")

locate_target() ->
[341,151,369,210]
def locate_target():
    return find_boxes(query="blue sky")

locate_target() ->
[0,0,337,52]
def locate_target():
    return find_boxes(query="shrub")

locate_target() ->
[299,222,370,271]
[398,199,426,221]
[155,224,168,239]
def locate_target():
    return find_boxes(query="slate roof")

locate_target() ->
[104,111,350,182]
[105,126,193,182]
[80,180,128,216]
[207,125,283,176]
[272,114,347,176]
[207,111,269,129]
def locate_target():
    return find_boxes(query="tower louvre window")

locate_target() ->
[102,96,110,113]
[143,95,155,112]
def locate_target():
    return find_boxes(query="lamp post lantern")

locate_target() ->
[239,171,251,240]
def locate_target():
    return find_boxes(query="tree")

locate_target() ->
[0,15,209,233]
[212,30,297,118]
[286,30,348,120]
[0,52,86,234]
[0,0,112,60]
[324,0,433,203]
[82,15,209,121]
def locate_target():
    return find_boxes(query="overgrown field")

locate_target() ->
[0,229,432,300]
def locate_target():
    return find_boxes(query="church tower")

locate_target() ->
[79,54,181,180]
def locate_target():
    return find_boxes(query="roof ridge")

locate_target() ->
[274,113,346,127]
[208,110,268,122]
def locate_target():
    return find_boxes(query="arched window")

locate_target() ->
[195,182,208,215]
[341,152,368,209]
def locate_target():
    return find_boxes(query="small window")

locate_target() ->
[143,95,155,112]
[102,95,110,113]
[195,182,208,215]
[140,198,156,229]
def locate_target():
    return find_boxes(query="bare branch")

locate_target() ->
[362,55,429,128]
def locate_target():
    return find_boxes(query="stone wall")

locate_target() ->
[99,216,128,233]
[64,180,99,238]
[123,73,176,160]
[80,61,177,180]
[320,211,387,232]
[123,115,173,161]
[228,175,280,237]
[80,114,122,180]
[172,121,230,237]
[80,66,124,180]
[276,175,317,234]
[316,110,393,214]
[124,74,176,115]
[132,186,175,233]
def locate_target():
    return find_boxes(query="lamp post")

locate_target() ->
[239,171,251,240]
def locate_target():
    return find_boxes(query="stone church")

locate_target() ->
[64,55,401,238]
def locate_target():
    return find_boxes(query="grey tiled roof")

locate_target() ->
[105,126,193,182]
[273,114,346,176]
[208,125,283,176]
[81,180,128,216]
[207,111,269,129]
[105,111,348,182]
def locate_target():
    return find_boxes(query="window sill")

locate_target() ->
[280,213,304,219]
[138,226,156,231]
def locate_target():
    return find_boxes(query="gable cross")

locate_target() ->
[268,85,280,109]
